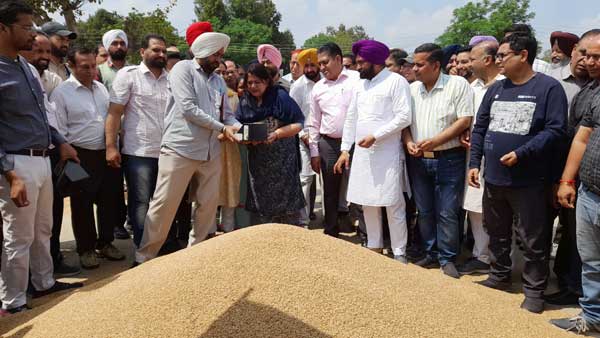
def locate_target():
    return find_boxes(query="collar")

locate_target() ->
[419,72,446,94]
[139,61,168,79]
[67,75,98,90]
[370,68,388,83]
[324,67,350,84]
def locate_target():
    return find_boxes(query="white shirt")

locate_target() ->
[50,76,109,150]
[110,62,169,158]
[463,73,504,212]
[29,64,59,131]
[41,69,62,97]
[410,73,474,151]
[290,74,321,138]
[342,69,412,206]
[533,59,550,74]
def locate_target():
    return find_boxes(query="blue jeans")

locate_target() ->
[407,150,466,265]
[123,155,158,247]
[577,185,600,325]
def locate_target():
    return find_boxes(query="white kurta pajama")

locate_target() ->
[341,69,412,255]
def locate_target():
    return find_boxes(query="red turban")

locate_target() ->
[550,31,579,56]
[186,22,213,47]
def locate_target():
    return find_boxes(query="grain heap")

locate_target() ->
[0,224,572,338]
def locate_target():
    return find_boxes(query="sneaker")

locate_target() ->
[96,243,125,261]
[544,289,580,306]
[53,261,81,277]
[79,250,100,269]
[550,315,600,334]
[32,281,83,299]
[457,258,490,275]
[394,255,408,264]
[475,278,512,292]
[114,225,130,240]
[413,256,440,269]
[441,262,460,279]
[6,304,31,314]
[520,297,545,314]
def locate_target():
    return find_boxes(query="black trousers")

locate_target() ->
[49,152,65,266]
[70,147,121,254]
[318,136,344,237]
[483,183,552,299]
[553,205,583,294]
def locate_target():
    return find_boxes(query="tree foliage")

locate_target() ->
[435,0,535,47]
[75,6,186,64]
[24,0,102,31]
[194,0,295,65]
[303,24,372,53]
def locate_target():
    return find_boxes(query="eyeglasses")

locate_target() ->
[586,54,600,62]
[495,51,516,61]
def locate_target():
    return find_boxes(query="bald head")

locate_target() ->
[470,40,500,81]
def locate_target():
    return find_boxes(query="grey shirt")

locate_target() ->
[549,63,590,116]
[0,55,66,174]
[161,59,240,161]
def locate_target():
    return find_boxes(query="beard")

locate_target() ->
[35,58,49,72]
[110,49,127,61]
[305,70,319,82]
[359,64,376,80]
[51,44,67,58]
[147,57,166,69]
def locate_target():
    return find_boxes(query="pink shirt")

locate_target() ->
[308,68,359,157]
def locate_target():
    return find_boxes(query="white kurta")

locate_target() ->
[341,69,412,207]
[290,74,320,177]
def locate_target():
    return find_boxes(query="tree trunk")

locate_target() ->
[62,8,78,33]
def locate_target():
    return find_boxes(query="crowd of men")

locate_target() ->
[2,0,600,334]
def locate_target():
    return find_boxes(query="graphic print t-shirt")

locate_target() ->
[469,73,568,187]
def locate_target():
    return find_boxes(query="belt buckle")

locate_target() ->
[423,151,435,159]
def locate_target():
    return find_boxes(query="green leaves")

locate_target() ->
[303,24,372,53]
[435,0,535,47]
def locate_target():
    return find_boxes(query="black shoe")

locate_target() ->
[413,256,440,269]
[32,281,83,299]
[130,261,140,269]
[457,258,490,275]
[441,262,460,279]
[544,289,580,306]
[6,304,31,314]
[309,212,316,220]
[551,315,600,334]
[114,225,130,240]
[53,261,81,277]
[475,278,512,292]
[521,297,545,314]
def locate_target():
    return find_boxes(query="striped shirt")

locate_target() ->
[409,73,474,151]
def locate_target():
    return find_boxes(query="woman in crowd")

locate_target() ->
[235,62,306,225]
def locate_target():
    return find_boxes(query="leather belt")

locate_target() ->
[6,149,49,157]
[422,147,464,159]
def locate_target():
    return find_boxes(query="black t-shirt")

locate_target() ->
[470,73,568,187]
[578,81,600,194]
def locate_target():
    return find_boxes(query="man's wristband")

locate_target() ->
[559,179,576,186]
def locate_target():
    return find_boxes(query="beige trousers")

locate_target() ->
[135,148,221,263]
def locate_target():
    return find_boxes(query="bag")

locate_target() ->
[54,160,90,197]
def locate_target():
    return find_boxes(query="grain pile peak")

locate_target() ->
[0,224,572,337]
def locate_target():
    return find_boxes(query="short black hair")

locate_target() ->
[387,49,408,67]
[581,29,600,40]
[0,0,33,26]
[500,32,537,65]
[318,42,343,59]
[504,23,532,36]
[141,34,166,49]
[342,53,356,64]
[457,46,472,54]
[167,51,182,60]
[67,47,95,65]
[245,62,273,88]
[414,43,444,65]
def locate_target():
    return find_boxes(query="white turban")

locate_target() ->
[102,29,128,49]
[191,32,230,59]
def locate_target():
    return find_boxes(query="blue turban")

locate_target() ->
[351,39,390,65]
[442,44,461,69]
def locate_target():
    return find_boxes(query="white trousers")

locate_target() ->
[299,174,314,225]
[363,199,407,256]
[0,156,55,309]
[220,207,235,232]
[468,211,490,264]
[136,148,221,263]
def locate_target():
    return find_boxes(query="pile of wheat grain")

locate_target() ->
[0,224,572,338]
